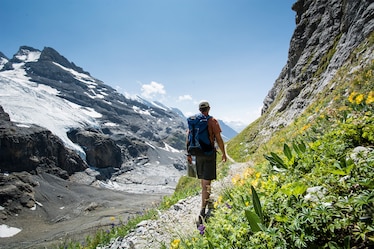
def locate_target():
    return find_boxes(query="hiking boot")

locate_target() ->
[205,208,214,221]
[196,209,206,228]
[207,200,214,210]
[205,200,215,221]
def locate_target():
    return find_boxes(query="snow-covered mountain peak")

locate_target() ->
[14,46,41,63]
[0,52,8,70]
[0,72,100,156]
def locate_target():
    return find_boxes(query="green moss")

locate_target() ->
[315,33,342,77]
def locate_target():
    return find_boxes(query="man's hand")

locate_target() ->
[222,153,227,163]
[187,155,192,164]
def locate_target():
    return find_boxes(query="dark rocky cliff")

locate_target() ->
[0,107,88,177]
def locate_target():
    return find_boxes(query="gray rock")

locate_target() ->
[260,0,374,143]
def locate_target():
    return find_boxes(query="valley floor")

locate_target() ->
[1,173,164,249]
[1,160,250,249]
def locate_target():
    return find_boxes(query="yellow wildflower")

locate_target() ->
[366,91,374,105]
[214,195,223,208]
[252,178,259,188]
[355,94,364,105]
[243,167,255,179]
[231,174,241,185]
[170,239,181,249]
[302,123,311,131]
[365,69,372,79]
[110,216,115,222]
[245,201,249,207]
[348,92,357,103]
[256,172,261,179]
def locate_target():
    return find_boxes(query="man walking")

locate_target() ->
[187,100,227,227]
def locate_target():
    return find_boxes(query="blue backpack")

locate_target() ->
[187,113,214,156]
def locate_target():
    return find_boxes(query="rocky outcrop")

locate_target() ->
[0,172,38,217]
[0,51,7,70]
[67,128,122,169]
[0,107,88,178]
[261,0,374,138]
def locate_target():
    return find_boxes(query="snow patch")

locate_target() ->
[162,143,179,153]
[0,224,22,238]
[52,62,98,86]
[103,122,118,127]
[16,50,41,62]
[133,106,151,116]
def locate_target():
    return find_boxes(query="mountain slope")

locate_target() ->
[228,0,374,161]
[1,46,187,152]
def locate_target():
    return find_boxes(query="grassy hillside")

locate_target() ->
[169,34,374,248]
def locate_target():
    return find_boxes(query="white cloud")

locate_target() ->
[141,81,166,99]
[178,94,192,101]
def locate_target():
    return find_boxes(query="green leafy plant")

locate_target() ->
[245,186,264,232]
[264,141,306,171]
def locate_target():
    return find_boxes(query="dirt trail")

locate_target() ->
[100,160,252,249]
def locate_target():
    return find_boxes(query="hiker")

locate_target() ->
[186,100,227,227]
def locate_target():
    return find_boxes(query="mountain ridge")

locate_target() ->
[227,0,374,160]
[0,45,237,220]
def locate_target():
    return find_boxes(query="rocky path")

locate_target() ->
[99,161,250,249]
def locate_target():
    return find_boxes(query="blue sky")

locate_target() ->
[0,0,296,132]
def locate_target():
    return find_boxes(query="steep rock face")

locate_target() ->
[0,106,88,178]
[261,0,373,138]
[67,128,122,169]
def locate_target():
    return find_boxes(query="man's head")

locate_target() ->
[199,100,210,113]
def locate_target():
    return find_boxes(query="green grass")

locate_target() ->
[57,209,159,249]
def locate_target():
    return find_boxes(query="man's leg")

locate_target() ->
[197,179,211,226]
[201,179,211,210]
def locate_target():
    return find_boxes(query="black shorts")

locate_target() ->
[196,151,216,180]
